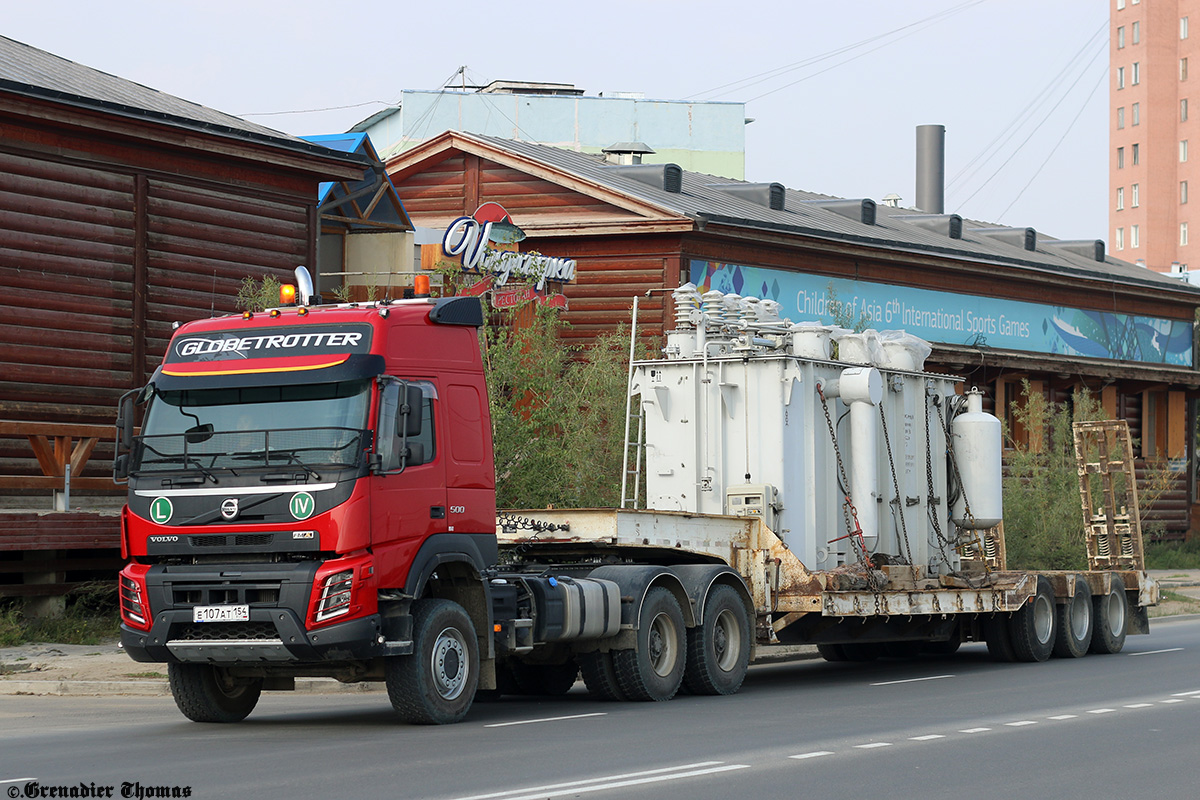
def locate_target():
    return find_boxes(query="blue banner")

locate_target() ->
[690,260,1193,366]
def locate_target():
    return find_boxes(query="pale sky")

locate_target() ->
[6,0,1109,241]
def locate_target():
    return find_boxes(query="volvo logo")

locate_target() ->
[221,498,240,521]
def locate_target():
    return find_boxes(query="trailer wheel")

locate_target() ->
[1009,576,1056,662]
[841,642,882,662]
[1052,575,1093,659]
[683,585,750,696]
[168,663,262,723]
[983,614,1017,662]
[613,587,686,701]
[509,660,580,696]
[1089,575,1128,654]
[817,644,848,662]
[579,651,626,701]
[386,598,478,724]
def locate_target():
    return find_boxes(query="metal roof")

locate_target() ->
[463,133,1200,299]
[0,35,360,162]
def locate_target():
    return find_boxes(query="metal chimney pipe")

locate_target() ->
[916,124,945,214]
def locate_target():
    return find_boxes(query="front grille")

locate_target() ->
[192,533,275,548]
[171,581,284,606]
[235,534,273,546]
[175,622,278,641]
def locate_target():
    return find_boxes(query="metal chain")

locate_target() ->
[878,402,913,565]
[817,384,882,592]
[495,512,569,566]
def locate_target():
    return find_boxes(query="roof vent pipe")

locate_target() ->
[916,124,945,214]
[602,142,655,165]
[601,162,683,193]
[708,182,786,210]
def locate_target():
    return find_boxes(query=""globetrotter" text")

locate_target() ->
[175,332,363,358]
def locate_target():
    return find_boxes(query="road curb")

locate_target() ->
[0,677,386,696]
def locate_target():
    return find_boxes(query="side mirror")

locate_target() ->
[113,453,130,482]
[401,385,424,438]
[185,423,215,444]
[116,392,136,452]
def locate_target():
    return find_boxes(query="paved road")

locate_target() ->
[2,618,1198,800]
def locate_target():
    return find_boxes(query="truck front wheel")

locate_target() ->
[386,598,479,724]
[613,587,686,701]
[168,663,262,723]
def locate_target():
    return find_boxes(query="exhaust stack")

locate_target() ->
[916,124,945,214]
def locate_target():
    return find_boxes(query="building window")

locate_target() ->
[1183,180,1189,204]
[1118,66,1126,89]
[1183,16,1190,39]
[1182,222,1189,246]
[1133,21,1140,43]
[1185,99,1191,121]
[1183,139,1190,162]
[1132,224,1140,248]
[1184,58,1190,80]
[1133,62,1140,85]
[1119,26,1126,48]
[1118,146,1126,168]
[1117,227,1125,250]
[1118,106,1125,129]
[1132,102,1140,125]
[1133,142,1140,164]
[1117,0,1125,9]
[1117,187,1125,210]
[1132,183,1140,207]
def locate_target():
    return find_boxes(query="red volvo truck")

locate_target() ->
[115,270,1157,724]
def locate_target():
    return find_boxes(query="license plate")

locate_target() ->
[192,604,250,623]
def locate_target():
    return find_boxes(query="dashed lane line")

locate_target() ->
[789,752,835,760]
[870,674,954,686]
[485,712,606,728]
[450,762,751,800]
[1005,721,1038,727]
[908,735,945,741]
[1048,714,1077,720]
[959,727,991,734]
[1087,708,1117,714]
[853,742,892,749]
[1129,648,1184,656]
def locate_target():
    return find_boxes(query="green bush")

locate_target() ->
[1145,539,1200,570]
[0,583,119,647]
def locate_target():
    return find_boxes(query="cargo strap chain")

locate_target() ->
[817,384,882,592]
[934,398,994,586]
[878,402,914,566]
[925,393,958,571]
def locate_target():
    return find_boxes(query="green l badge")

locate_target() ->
[150,497,173,524]
[289,492,315,520]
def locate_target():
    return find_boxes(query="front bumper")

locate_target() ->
[121,610,385,663]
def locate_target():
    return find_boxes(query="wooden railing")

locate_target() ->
[0,421,121,506]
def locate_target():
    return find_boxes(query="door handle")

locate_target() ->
[430,506,446,519]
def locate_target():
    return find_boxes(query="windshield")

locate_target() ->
[135,380,371,474]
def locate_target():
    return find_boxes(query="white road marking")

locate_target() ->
[1088,708,1116,714]
[1170,689,1200,697]
[1128,648,1184,656]
[854,742,892,749]
[1005,721,1038,727]
[451,762,750,800]
[789,751,835,760]
[1161,699,1185,704]
[909,734,946,741]
[1048,714,1077,720]
[870,674,954,686]
[959,727,990,733]
[1124,703,1153,709]
[484,712,607,728]
[0,780,35,786]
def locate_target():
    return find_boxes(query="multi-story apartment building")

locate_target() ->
[1111,0,1199,273]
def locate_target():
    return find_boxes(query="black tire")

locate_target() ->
[1090,575,1128,654]
[509,660,580,696]
[1053,575,1093,659]
[882,641,924,659]
[1009,576,1056,663]
[983,614,1017,662]
[683,585,751,696]
[168,663,262,723]
[817,644,848,662]
[386,598,479,725]
[922,635,962,657]
[579,651,626,701]
[613,587,687,701]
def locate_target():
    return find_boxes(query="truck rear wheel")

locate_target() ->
[684,585,750,696]
[817,644,848,662]
[579,651,626,701]
[613,587,686,701]
[168,663,262,723]
[1009,576,1056,662]
[1089,575,1128,654]
[983,614,1017,662]
[1053,575,1093,658]
[386,598,479,724]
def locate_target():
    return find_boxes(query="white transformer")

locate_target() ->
[629,285,1003,578]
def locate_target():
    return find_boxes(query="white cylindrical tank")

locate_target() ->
[950,389,1003,529]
